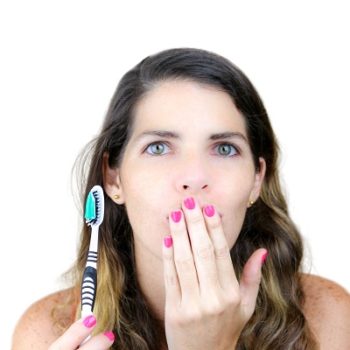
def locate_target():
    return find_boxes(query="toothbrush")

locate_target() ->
[81,185,105,318]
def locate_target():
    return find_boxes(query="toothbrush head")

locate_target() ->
[84,185,105,226]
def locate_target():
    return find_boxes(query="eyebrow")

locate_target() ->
[135,130,249,143]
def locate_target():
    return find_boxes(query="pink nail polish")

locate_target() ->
[164,235,173,248]
[104,330,115,342]
[83,315,96,328]
[204,205,215,217]
[171,210,182,223]
[261,251,268,265]
[184,197,195,209]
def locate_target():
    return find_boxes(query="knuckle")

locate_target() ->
[226,292,241,306]
[183,309,202,324]
[204,305,225,317]
[202,300,225,316]
[203,295,227,317]
[214,245,230,259]
[243,274,261,288]
[189,213,204,225]
[208,217,222,229]
[174,256,194,271]
[163,251,173,261]
[196,244,214,260]
[165,274,178,287]
[167,308,202,326]
[171,225,185,235]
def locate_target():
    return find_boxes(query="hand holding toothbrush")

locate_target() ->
[48,314,115,349]
[49,186,112,349]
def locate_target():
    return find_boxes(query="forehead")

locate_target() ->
[132,80,247,136]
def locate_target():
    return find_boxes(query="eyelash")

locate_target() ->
[144,141,240,157]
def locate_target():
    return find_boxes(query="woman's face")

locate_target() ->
[104,80,265,261]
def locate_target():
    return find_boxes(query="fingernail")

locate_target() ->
[184,197,195,209]
[171,210,182,223]
[261,250,268,265]
[83,315,96,328]
[204,205,215,217]
[104,330,115,342]
[164,235,173,248]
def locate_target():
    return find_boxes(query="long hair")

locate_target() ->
[67,48,319,349]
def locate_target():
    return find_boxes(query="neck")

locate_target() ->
[134,239,166,323]
[134,240,168,348]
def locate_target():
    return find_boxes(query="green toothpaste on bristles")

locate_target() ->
[85,191,97,221]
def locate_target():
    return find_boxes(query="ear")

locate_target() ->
[248,157,266,205]
[102,152,125,204]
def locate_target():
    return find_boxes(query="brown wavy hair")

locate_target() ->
[65,48,319,349]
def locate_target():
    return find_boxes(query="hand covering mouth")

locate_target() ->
[166,210,223,221]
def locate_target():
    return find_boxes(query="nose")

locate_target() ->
[174,154,210,195]
[181,182,208,192]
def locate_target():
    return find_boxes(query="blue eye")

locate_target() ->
[144,141,239,157]
[145,142,170,156]
[216,143,238,157]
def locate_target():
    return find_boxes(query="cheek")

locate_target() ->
[219,175,253,248]
[222,204,247,249]
[122,170,168,240]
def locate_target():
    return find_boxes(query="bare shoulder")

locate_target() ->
[12,287,78,350]
[300,273,350,349]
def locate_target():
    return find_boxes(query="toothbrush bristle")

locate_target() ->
[85,186,104,226]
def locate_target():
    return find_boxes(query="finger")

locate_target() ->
[80,330,115,349]
[168,208,199,302]
[49,314,96,349]
[202,204,239,291]
[239,248,268,318]
[181,197,220,292]
[162,234,181,305]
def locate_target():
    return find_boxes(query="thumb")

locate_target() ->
[239,248,268,319]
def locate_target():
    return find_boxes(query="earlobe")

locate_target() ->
[102,152,124,204]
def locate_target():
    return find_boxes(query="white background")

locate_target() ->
[1,1,349,348]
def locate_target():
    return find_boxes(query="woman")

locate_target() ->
[13,48,350,349]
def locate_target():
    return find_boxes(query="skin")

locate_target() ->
[103,80,267,348]
[47,315,115,349]
[12,80,350,349]
[12,290,116,349]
